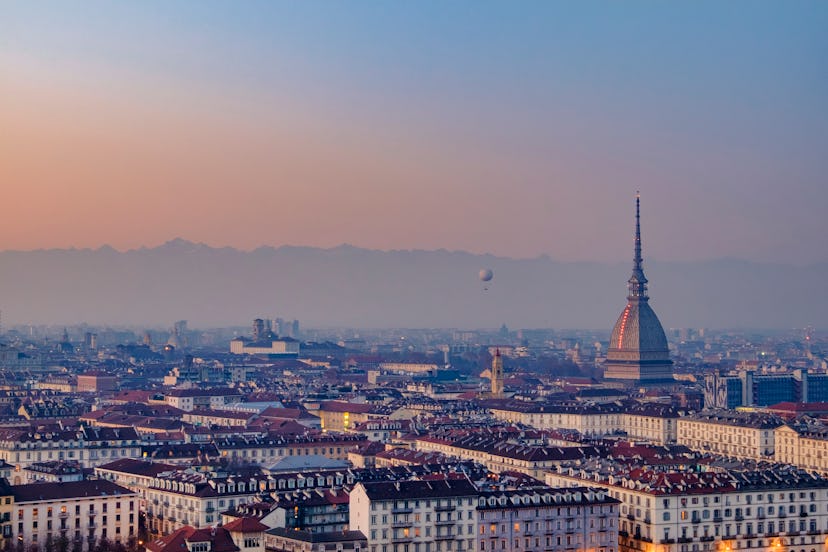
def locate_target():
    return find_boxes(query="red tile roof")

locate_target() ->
[222,517,269,533]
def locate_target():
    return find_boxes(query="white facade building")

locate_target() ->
[350,479,478,552]
[676,412,782,460]
[476,487,619,552]
[11,480,138,550]
[546,460,828,552]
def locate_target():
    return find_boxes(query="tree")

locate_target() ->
[93,537,112,552]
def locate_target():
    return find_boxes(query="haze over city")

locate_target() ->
[4,6,828,552]
[2,1,826,265]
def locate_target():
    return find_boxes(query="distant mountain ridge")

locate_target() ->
[0,240,825,329]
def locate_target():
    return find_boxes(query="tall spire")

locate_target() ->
[634,192,642,270]
[627,192,649,300]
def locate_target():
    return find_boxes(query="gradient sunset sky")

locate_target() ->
[2,1,826,263]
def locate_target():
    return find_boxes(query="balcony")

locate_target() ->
[700,536,714,542]
[434,504,455,512]
[678,537,692,544]
[691,518,701,524]
[786,531,801,537]
[392,507,413,514]
[391,520,411,528]
[807,530,821,536]
[434,533,455,541]
[435,519,455,525]
[391,535,413,543]
[659,539,675,545]
[735,515,744,521]
[626,514,635,521]
[713,517,723,523]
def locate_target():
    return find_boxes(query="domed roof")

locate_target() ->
[608,299,669,359]
[605,195,673,383]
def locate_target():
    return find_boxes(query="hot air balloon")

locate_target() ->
[479,269,493,290]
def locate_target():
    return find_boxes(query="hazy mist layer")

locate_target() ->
[0,241,824,330]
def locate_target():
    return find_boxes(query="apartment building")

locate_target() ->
[165,388,242,412]
[145,471,266,536]
[0,479,12,548]
[0,427,142,475]
[144,465,359,536]
[94,458,179,509]
[488,401,680,444]
[546,459,828,552]
[775,422,828,474]
[414,433,600,480]
[488,402,623,437]
[350,479,478,552]
[213,433,367,463]
[676,411,782,460]
[476,487,619,552]
[264,528,367,552]
[11,480,138,550]
[621,403,680,445]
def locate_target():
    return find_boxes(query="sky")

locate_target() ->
[1,1,826,264]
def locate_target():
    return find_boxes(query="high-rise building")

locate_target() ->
[704,368,828,409]
[604,195,674,384]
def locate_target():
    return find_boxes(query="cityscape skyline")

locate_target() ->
[4,5,828,552]
[2,2,827,263]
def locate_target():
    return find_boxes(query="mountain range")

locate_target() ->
[0,239,824,330]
